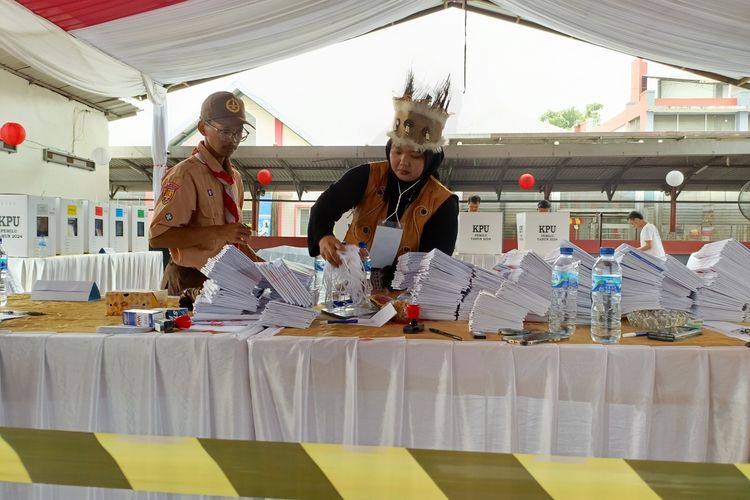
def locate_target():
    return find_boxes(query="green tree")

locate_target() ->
[539,103,603,130]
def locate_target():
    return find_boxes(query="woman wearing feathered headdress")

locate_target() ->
[307,72,459,288]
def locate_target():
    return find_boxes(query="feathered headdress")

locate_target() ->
[387,71,451,152]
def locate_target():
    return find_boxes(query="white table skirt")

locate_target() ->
[7,251,164,294]
[0,333,747,464]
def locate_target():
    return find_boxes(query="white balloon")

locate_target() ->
[91,147,111,165]
[665,170,684,187]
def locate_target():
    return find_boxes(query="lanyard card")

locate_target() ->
[369,220,403,268]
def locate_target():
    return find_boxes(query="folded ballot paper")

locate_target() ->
[409,250,473,320]
[258,300,318,328]
[391,252,426,290]
[457,265,506,320]
[687,239,750,321]
[469,282,551,333]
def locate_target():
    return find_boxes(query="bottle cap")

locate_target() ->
[560,247,574,255]
[358,241,367,248]
[600,247,615,256]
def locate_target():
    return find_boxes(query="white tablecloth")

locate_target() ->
[7,252,164,294]
[0,333,747,464]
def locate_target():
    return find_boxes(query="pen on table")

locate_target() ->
[622,332,648,338]
[0,311,46,316]
[428,327,463,341]
[321,319,359,324]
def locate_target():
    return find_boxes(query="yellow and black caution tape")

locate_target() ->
[0,426,747,498]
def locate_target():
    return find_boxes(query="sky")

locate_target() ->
[109,8,695,147]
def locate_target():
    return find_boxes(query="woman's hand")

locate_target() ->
[319,235,345,267]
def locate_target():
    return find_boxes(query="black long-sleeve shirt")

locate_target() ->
[307,163,459,260]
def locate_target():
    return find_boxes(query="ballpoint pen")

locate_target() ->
[621,332,648,338]
[428,327,463,341]
[321,319,359,324]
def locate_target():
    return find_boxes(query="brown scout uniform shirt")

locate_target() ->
[150,141,244,270]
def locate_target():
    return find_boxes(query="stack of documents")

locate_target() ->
[193,279,261,316]
[457,265,506,320]
[661,255,703,311]
[409,249,473,320]
[197,245,264,316]
[547,240,594,323]
[493,250,552,301]
[687,239,750,321]
[615,244,665,314]
[258,300,318,328]
[469,282,551,333]
[256,259,313,307]
[258,262,313,304]
[391,252,426,290]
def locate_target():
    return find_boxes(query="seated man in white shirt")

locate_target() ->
[628,210,666,258]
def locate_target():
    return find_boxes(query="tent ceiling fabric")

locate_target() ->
[489,0,750,81]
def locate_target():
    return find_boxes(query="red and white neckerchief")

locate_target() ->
[193,147,240,224]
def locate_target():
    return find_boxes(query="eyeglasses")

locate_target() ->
[205,121,251,142]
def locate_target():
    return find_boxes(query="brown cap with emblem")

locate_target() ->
[200,91,250,124]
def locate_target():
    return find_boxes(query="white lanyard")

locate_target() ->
[385,180,420,223]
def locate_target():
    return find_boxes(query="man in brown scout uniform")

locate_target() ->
[150,91,262,295]
[307,72,459,288]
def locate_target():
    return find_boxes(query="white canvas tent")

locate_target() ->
[2,0,749,195]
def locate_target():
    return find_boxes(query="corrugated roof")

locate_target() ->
[110,132,750,197]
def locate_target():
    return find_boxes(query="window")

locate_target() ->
[297,207,310,236]
[653,114,678,131]
[706,114,736,131]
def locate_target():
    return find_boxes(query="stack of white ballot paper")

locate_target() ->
[409,250,473,320]
[547,240,594,323]
[258,301,318,328]
[492,250,552,322]
[661,254,703,311]
[391,252,426,290]
[256,260,313,306]
[687,239,750,321]
[615,244,665,314]
[196,246,264,316]
[469,281,551,333]
[457,265,506,320]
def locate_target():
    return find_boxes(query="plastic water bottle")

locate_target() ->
[591,247,622,344]
[358,241,372,280]
[0,238,8,307]
[549,247,578,337]
[312,256,326,304]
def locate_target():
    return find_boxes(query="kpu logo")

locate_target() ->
[538,225,557,234]
[0,216,20,227]
[473,224,490,233]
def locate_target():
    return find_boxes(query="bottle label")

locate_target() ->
[315,258,325,272]
[363,260,372,272]
[552,270,578,289]
[0,257,6,272]
[592,274,622,293]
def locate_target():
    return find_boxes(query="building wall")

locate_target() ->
[0,69,110,200]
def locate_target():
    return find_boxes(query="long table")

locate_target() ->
[0,295,748,465]
[7,251,164,294]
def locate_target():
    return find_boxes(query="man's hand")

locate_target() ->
[218,222,253,245]
[319,235,345,267]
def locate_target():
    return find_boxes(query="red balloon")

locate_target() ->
[1,122,26,146]
[257,169,272,185]
[518,173,535,190]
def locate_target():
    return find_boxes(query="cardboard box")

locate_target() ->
[155,307,189,320]
[122,309,165,327]
[0,194,60,257]
[109,204,129,253]
[86,201,110,254]
[56,198,86,255]
[456,212,504,254]
[516,211,570,256]
[129,206,149,252]
[106,290,169,316]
